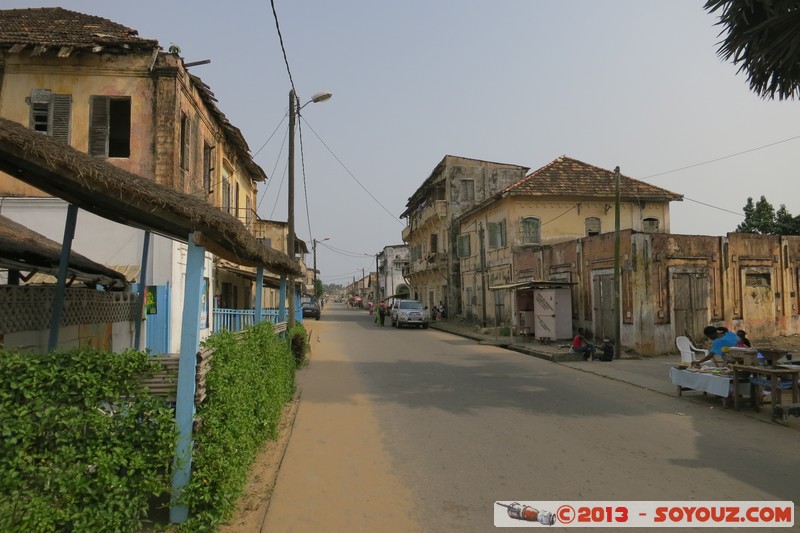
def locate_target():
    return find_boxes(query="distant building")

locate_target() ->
[401,155,530,315]
[456,156,682,327]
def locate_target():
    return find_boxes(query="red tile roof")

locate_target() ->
[0,7,158,51]
[505,156,682,201]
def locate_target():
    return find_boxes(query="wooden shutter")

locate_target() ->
[89,96,109,156]
[51,94,72,145]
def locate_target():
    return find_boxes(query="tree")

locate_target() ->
[705,0,800,100]
[314,279,324,299]
[736,195,800,234]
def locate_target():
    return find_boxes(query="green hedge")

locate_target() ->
[179,321,297,531]
[0,348,175,532]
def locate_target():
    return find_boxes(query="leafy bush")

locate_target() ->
[0,348,175,532]
[289,324,308,366]
[180,321,296,530]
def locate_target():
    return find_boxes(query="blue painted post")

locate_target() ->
[169,236,205,524]
[278,277,287,322]
[254,266,264,324]
[134,231,151,350]
[48,204,78,352]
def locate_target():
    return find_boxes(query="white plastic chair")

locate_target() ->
[676,336,708,364]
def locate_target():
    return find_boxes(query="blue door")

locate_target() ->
[145,283,171,355]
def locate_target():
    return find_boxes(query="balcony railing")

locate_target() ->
[402,252,447,276]
[402,200,447,241]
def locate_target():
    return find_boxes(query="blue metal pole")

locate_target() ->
[134,231,151,350]
[48,204,78,352]
[254,266,264,324]
[169,236,205,524]
[279,276,287,322]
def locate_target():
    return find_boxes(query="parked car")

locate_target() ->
[390,299,429,329]
[302,301,321,320]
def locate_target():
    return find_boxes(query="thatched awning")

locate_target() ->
[0,117,300,276]
[0,213,128,288]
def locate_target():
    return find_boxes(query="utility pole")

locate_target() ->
[287,89,297,330]
[479,222,487,328]
[375,252,380,307]
[613,166,621,358]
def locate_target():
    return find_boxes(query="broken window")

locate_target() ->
[586,217,601,236]
[28,89,71,144]
[180,113,190,170]
[203,142,214,193]
[642,217,659,233]
[89,96,130,157]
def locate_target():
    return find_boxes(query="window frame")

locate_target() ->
[28,89,72,144]
[89,95,131,158]
[585,216,601,236]
[457,234,471,258]
[487,219,507,249]
[460,179,475,202]
[520,216,541,245]
[642,217,659,233]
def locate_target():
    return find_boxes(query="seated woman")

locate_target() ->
[572,328,596,361]
[691,326,739,367]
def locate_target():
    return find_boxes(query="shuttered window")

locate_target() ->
[180,113,190,170]
[89,96,130,157]
[521,216,541,244]
[487,219,506,249]
[457,234,471,257]
[642,217,659,233]
[28,89,71,143]
[203,143,214,193]
[585,217,601,236]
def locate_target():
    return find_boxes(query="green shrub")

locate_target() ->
[180,321,296,530]
[0,348,175,532]
[289,324,308,366]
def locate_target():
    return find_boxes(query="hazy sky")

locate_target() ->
[13,1,800,285]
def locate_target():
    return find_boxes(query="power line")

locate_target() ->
[641,134,800,180]
[269,0,296,94]
[300,117,403,225]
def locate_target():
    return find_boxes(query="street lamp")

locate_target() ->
[288,89,331,329]
[312,237,330,286]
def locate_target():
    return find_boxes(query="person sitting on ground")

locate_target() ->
[692,326,739,367]
[599,336,615,362]
[572,328,596,361]
[736,329,751,348]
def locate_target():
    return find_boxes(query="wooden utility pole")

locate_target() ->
[613,166,621,358]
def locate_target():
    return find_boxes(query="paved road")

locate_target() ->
[262,304,799,532]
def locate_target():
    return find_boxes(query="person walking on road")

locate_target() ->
[378,300,387,326]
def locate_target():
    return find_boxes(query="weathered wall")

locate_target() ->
[510,231,800,355]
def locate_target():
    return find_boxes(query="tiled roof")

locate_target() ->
[0,7,158,51]
[505,156,682,201]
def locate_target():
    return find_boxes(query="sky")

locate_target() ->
[12,1,800,285]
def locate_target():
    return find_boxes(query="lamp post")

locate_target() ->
[287,89,332,329]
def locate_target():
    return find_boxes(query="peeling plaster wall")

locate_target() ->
[510,231,800,355]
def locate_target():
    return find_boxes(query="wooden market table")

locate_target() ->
[668,367,749,408]
[730,364,800,422]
